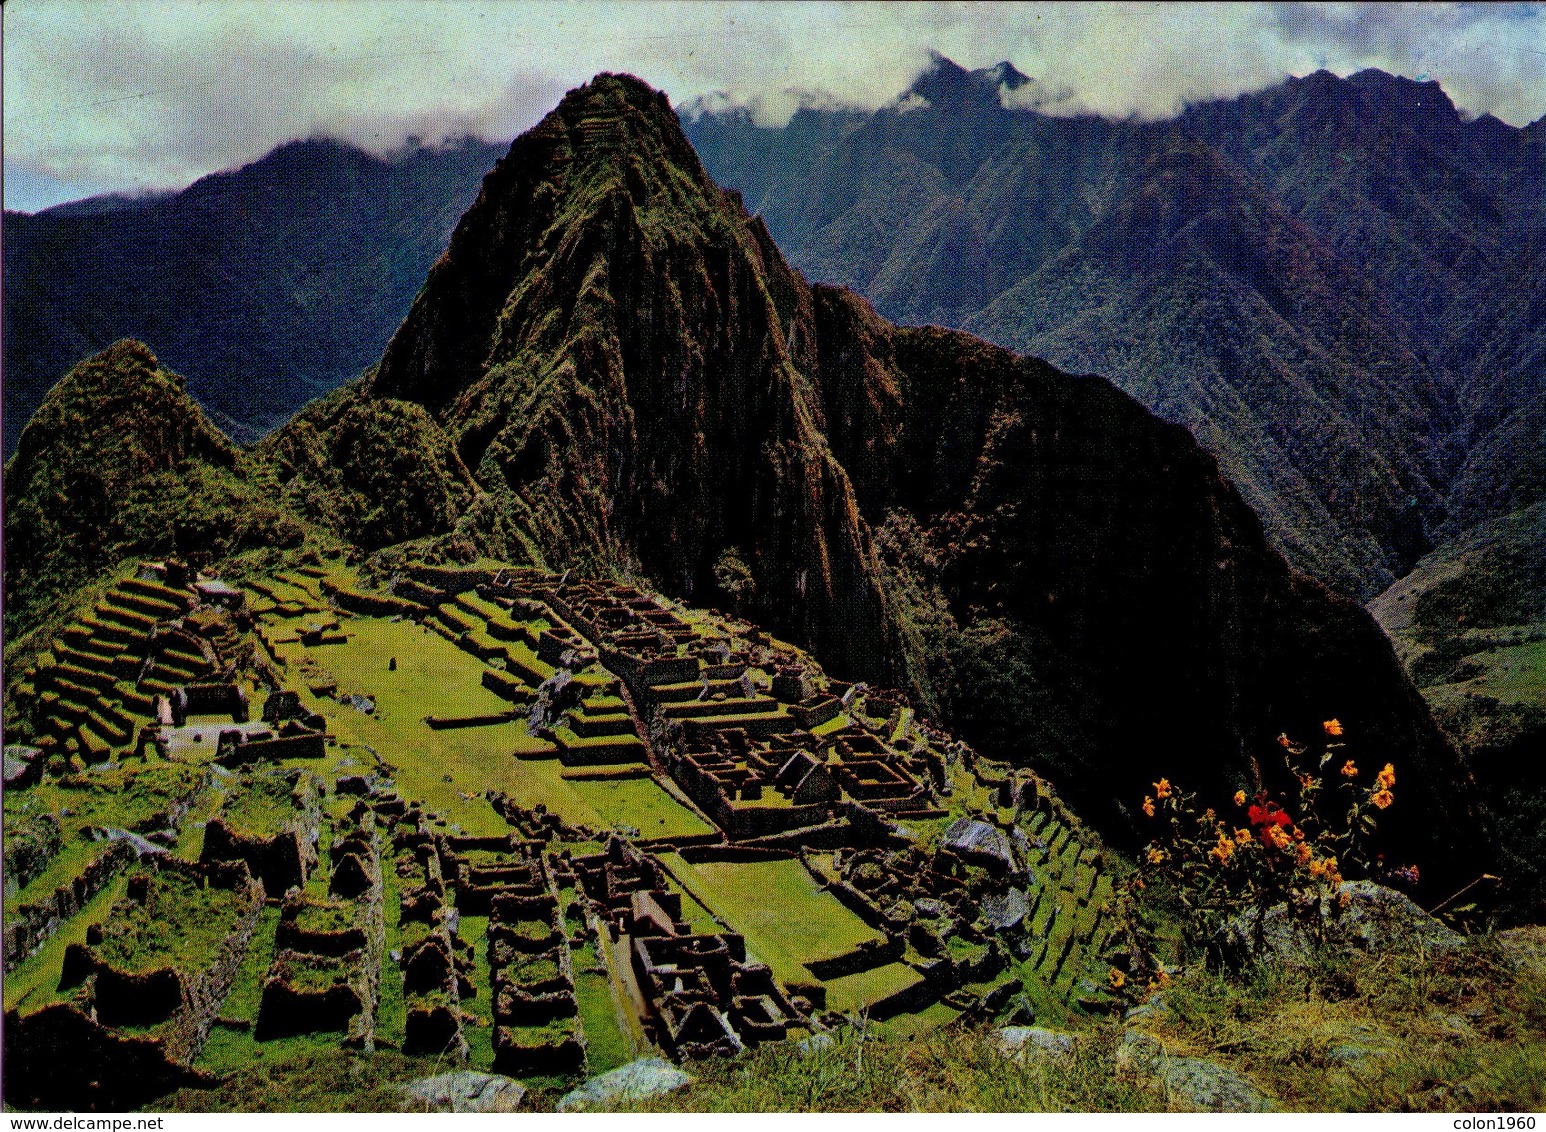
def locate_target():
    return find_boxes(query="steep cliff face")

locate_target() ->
[812,288,1480,882]
[320,73,1480,882]
[368,74,897,682]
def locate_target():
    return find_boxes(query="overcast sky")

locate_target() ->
[5,1,1543,212]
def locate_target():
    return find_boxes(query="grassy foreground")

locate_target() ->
[156,929,1546,1112]
[610,931,1546,1113]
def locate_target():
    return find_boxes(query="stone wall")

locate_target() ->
[3,841,134,973]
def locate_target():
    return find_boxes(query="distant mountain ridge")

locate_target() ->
[684,59,1546,600]
[9,62,1537,608]
[2,135,504,453]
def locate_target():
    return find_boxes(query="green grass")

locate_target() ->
[197,904,283,1073]
[455,912,495,1070]
[3,872,129,1013]
[1139,932,1546,1111]
[293,900,359,935]
[665,857,886,983]
[271,616,631,835]
[571,939,635,1075]
[822,963,925,1014]
[221,771,305,835]
[10,839,109,906]
[267,614,711,838]
[566,776,714,839]
[602,1024,1151,1112]
[93,865,250,974]
[1457,639,1546,704]
[167,1047,432,1112]
[874,999,961,1038]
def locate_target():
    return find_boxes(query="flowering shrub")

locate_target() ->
[1118,719,1412,972]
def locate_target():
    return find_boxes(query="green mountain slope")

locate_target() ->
[2,341,306,635]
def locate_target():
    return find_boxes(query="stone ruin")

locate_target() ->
[570,837,805,1059]
[200,768,322,898]
[4,857,264,1110]
[256,802,385,1046]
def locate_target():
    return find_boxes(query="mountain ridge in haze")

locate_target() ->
[2,135,505,454]
[684,57,1546,601]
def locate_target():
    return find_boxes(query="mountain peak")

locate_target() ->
[908,52,1028,109]
[364,72,898,682]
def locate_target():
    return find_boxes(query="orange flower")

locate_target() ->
[1298,773,1316,790]
[1142,796,1156,818]
[1109,967,1127,990]
[1234,827,1252,846]
[1204,808,1216,822]
[1233,789,1247,807]
[1211,836,1235,864]
[1266,823,1293,850]
[1154,778,1173,800]
[1308,857,1327,878]
[1324,719,1344,737]
[1340,759,1358,779]
[1147,847,1168,865]
[1277,733,1294,748]
[1377,763,1396,789]
[1295,841,1313,866]
[1370,788,1394,810]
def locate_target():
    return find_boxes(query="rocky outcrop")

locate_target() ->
[362,73,900,686]
[1216,879,1466,968]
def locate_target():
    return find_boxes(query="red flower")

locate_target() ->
[1247,802,1292,829]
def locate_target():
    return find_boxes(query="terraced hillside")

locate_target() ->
[3,556,1131,1110]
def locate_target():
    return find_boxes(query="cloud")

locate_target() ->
[5,1,1543,211]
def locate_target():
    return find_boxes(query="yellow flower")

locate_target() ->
[1324,719,1344,737]
[1204,808,1216,822]
[1266,824,1293,850]
[1233,789,1247,807]
[1308,857,1327,878]
[1211,837,1234,864]
[1298,773,1316,790]
[1340,759,1359,779]
[1108,967,1127,990]
[1142,796,1156,818]
[1377,763,1396,789]
[1370,788,1394,810]
[1147,847,1168,865]
[1154,778,1173,800]
[1234,827,1252,846]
